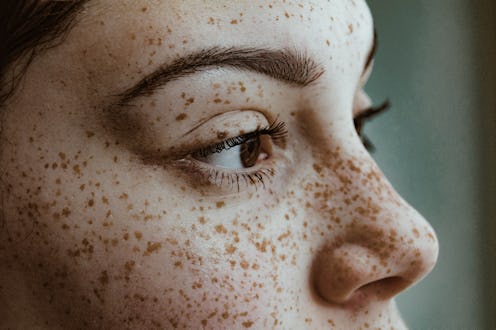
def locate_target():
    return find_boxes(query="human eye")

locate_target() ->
[192,121,286,168]
[353,100,390,151]
[174,120,288,191]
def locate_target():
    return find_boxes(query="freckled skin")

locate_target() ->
[0,1,438,329]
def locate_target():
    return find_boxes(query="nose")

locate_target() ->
[310,151,439,305]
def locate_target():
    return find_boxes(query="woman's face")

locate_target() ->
[0,0,438,328]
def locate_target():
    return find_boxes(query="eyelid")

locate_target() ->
[192,120,287,159]
[164,110,269,158]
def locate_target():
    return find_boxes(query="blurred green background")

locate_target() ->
[366,1,495,329]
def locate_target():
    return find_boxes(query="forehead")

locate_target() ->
[86,0,372,39]
[62,0,372,96]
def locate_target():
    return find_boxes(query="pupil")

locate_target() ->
[240,137,261,167]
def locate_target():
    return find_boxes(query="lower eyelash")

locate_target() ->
[192,163,275,192]
[170,155,277,192]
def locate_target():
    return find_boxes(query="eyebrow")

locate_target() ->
[364,31,378,73]
[117,47,324,105]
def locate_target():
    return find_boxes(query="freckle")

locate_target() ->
[98,271,109,285]
[285,12,290,18]
[217,131,228,139]
[144,242,162,256]
[225,244,236,254]
[348,23,354,33]
[141,6,147,12]
[216,201,225,208]
[230,19,238,24]
[55,178,61,184]
[52,162,58,169]
[412,228,420,238]
[134,231,143,240]
[326,39,331,46]
[88,199,94,207]
[72,165,81,175]
[213,98,222,103]
[86,131,95,138]
[242,321,254,328]
[58,152,66,160]
[123,233,129,240]
[198,216,206,224]
[130,33,136,40]
[215,224,227,234]
[176,113,187,121]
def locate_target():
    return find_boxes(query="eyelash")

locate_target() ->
[193,121,287,158]
[187,121,288,191]
[353,100,390,151]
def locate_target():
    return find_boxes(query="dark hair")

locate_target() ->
[0,0,88,107]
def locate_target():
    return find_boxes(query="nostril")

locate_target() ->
[357,276,410,300]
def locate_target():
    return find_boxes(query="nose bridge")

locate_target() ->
[309,144,439,304]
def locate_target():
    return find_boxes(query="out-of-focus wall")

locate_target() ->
[366,1,495,328]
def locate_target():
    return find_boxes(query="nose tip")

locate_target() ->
[313,214,439,305]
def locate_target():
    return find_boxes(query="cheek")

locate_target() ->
[0,139,308,327]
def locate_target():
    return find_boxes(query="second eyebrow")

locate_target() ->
[117,46,324,105]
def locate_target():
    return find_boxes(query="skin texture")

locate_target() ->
[0,1,438,329]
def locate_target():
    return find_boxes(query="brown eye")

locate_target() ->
[192,135,271,169]
[192,121,285,169]
[240,137,262,167]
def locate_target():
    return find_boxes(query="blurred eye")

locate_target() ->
[353,100,390,151]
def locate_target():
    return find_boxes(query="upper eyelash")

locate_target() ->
[354,99,390,151]
[193,120,287,158]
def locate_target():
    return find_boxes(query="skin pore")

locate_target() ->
[0,1,438,329]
